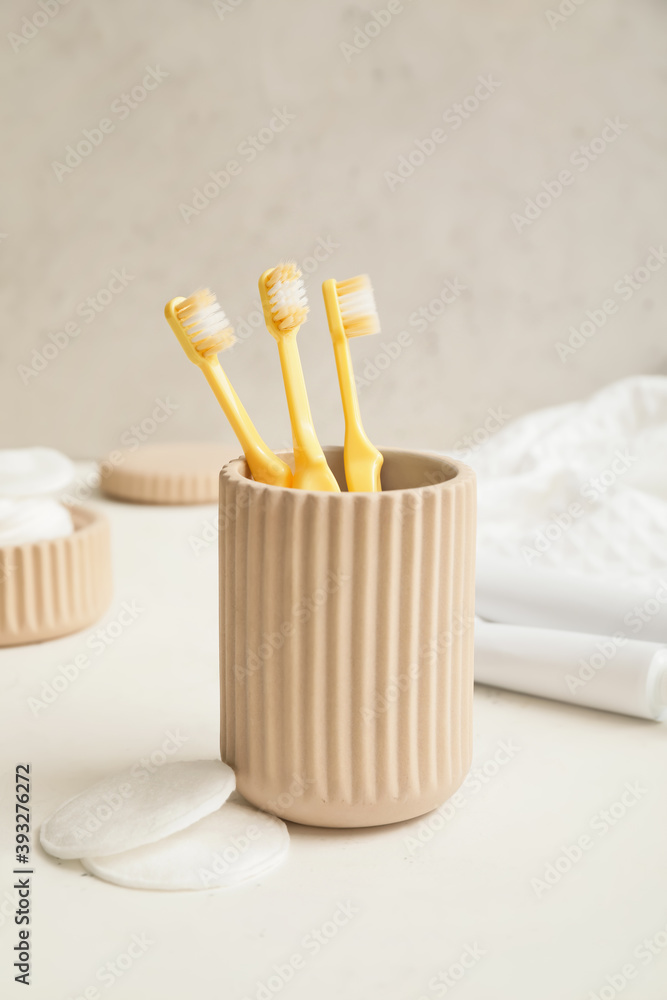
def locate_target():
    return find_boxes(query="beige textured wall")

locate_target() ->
[2,0,667,459]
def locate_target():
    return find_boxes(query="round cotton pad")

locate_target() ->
[0,447,74,497]
[40,760,235,860]
[81,801,289,891]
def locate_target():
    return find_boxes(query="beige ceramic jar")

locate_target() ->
[219,447,476,828]
[0,505,112,647]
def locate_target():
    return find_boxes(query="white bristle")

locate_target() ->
[266,263,309,332]
[176,289,236,357]
[188,302,229,343]
[336,275,380,337]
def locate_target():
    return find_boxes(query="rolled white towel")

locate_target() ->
[476,552,667,643]
[475,616,667,720]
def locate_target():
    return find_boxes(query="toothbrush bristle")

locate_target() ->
[335,275,380,338]
[175,289,236,356]
[266,262,309,332]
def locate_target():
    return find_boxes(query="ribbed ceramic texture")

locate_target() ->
[103,469,209,504]
[0,506,112,647]
[101,442,240,504]
[220,447,476,828]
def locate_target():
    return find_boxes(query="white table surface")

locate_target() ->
[2,469,667,1000]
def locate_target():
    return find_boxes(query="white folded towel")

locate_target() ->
[452,376,667,641]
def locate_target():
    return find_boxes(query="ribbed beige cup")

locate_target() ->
[219,447,476,828]
[0,505,112,647]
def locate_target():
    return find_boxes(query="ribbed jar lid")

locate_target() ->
[99,442,241,505]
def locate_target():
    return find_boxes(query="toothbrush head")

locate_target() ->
[333,274,380,338]
[165,290,236,365]
[259,262,309,338]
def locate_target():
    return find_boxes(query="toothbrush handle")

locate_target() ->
[202,360,292,487]
[323,279,382,492]
[330,325,376,455]
[331,333,379,492]
[323,281,362,428]
[276,334,338,491]
[331,327,365,428]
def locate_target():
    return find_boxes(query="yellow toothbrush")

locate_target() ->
[164,290,293,488]
[322,275,383,492]
[259,263,339,493]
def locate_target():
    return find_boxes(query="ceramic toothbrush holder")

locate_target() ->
[219,447,476,828]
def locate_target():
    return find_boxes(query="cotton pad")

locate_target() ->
[0,498,73,547]
[0,447,74,497]
[81,800,289,891]
[40,760,235,860]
